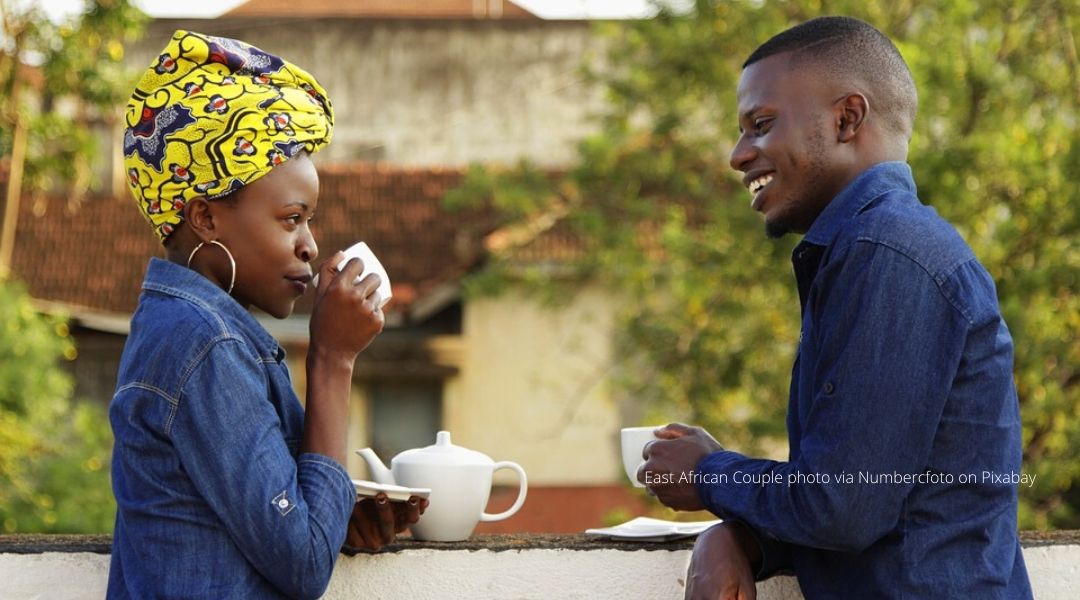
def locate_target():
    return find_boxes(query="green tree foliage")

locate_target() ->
[0,0,146,197]
[0,280,114,533]
[0,0,145,532]
[448,0,1080,529]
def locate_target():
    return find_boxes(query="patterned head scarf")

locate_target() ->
[123,30,334,242]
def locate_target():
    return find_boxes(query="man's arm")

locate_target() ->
[651,241,969,552]
[685,522,759,600]
[642,427,793,579]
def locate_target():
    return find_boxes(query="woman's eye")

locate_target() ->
[284,214,301,225]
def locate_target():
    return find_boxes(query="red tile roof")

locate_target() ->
[224,0,538,19]
[6,165,500,324]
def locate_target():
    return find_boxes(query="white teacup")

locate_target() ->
[621,426,661,488]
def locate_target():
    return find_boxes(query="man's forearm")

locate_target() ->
[726,521,764,573]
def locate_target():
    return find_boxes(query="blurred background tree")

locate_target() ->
[0,280,115,533]
[0,0,145,532]
[448,0,1080,529]
[1,0,146,275]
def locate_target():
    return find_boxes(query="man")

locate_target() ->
[641,16,1032,599]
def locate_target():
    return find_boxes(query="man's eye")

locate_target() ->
[754,118,773,133]
[285,214,301,225]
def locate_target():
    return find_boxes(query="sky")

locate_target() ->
[34,0,658,21]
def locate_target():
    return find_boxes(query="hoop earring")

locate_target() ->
[187,239,237,295]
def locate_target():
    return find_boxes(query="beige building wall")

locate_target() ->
[128,18,606,168]
[270,286,626,487]
[445,285,623,485]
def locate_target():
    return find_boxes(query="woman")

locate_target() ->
[109,31,425,599]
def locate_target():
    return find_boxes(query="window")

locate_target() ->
[369,381,442,459]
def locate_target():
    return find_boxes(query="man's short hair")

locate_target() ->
[744,16,917,140]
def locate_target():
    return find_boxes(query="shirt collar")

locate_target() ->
[800,161,917,248]
[142,257,283,361]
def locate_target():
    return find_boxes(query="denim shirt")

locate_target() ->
[696,163,1033,598]
[108,258,355,599]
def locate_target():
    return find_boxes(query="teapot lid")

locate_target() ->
[392,431,493,467]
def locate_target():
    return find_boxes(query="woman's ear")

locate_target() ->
[183,198,216,240]
[836,92,869,143]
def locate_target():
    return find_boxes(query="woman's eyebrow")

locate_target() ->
[282,201,311,212]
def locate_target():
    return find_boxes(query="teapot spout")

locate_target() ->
[356,447,395,485]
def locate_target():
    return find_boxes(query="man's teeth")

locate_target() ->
[748,174,773,195]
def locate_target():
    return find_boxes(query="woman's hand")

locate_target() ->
[344,494,429,552]
[684,522,759,600]
[302,252,385,463]
[309,252,385,361]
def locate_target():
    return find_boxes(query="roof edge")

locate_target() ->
[33,300,132,335]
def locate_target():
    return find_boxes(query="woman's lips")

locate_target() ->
[285,275,311,295]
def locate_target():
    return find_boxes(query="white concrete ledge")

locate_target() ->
[2,532,1077,599]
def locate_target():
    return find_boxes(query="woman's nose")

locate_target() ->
[298,229,318,263]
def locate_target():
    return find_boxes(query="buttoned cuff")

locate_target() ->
[693,451,792,580]
[738,521,793,580]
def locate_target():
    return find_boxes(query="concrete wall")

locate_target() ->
[3,534,1078,599]
[128,18,606,167]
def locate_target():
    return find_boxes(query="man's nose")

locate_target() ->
[729,134,756,172]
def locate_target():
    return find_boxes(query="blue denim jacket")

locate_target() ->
[696,163,1033,598]
[108,258,355,599]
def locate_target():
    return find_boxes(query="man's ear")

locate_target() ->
[182,198,216,240]
[836,92,869,143]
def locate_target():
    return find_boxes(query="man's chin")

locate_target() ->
[764,219,791,239]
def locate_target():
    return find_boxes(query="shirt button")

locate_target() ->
[278,499,289,509]
[823,382,835,395]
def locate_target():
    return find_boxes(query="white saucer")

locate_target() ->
[584,517,722,542]
[351,479,431,502]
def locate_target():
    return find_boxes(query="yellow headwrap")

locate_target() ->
[123,30,334,242]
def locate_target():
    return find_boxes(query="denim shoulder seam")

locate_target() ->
[166,334,248,436]
[176,334,248,390]
[115,381,179,405]
[115,381,183,439]
[851,237,975,325]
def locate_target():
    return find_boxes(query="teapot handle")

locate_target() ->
[479,461,528,522]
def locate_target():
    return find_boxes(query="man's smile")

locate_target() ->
[746,172,774,210]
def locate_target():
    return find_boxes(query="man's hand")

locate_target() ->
[640,423,723,511]
[344,493,428,552]
[684,522,759,600]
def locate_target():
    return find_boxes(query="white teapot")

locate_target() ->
[356,431,527,541]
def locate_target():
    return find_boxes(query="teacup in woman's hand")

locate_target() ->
[312,242,393,307]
